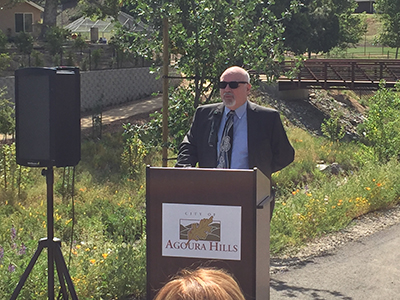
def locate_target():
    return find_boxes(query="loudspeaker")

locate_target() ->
[15,67,81,167]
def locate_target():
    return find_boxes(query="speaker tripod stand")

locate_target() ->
[10,167,78,300]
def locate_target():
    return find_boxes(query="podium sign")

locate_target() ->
[162,203,242,260]
[146,167,271,300]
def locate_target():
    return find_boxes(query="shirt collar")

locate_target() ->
[224,101,247,119]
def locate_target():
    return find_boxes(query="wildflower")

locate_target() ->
[76,245,81,249]
[0,245,4,262]
[11,226,17,241]
[102,253,108,259]
[377,183,382,187]
[18,243,27,255]
[365,187,371,191]
[89,259,96,264]
[85,248,90,252]
[282,202,286,206]
[8,264,16,273]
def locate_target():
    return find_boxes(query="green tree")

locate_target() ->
[14,32,34,66]
[375,0,400,59]
[117,0,288,107]
[45,26,70,64]
[78,0,120,19]
[271,0,365,57]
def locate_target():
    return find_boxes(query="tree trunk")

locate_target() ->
[41,0,58,37]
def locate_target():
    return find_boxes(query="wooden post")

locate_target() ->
[162,17,169,167]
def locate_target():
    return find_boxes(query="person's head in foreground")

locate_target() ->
[153,267,246,300]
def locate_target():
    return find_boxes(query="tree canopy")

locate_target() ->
[114,0,290,106]
[375,0,400,59]
[76,0,366,105]
[271,0,366,57]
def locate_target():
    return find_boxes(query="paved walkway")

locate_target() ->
[81,95,163,129]
[270,221,400,299]
[0,96,163,140]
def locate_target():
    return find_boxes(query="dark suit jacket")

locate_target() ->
[176,101,295,179]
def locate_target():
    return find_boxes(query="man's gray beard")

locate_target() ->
[223,98,236,108]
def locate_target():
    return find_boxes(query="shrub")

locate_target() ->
[45,26,70,61]
[91,48,103,69]
[0,87,14,136]
[0,30,8,53]
[0,53,11,74]
[31,50,44,67]
[357,81,400,162]
[14,32,33,56]
[321,110,346,141]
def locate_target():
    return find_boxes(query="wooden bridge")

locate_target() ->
[278,59,400,91]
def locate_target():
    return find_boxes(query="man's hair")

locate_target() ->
[153,267,246,300]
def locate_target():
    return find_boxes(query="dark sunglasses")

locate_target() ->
[219,81,248,89]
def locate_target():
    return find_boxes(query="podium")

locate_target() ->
[146,167,272,300]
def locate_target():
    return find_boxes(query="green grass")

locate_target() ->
[271,126,400,253]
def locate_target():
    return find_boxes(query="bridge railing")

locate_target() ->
[278,59,400,90]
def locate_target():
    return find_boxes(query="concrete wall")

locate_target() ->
[260,82,309,101]
[0,67,168,112]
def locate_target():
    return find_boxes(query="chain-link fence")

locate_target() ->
[0,67,165,112]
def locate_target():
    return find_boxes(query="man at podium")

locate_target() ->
[176,66,295,215]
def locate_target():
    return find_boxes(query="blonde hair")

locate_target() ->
[153,268,246,300]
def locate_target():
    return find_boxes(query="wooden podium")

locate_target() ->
[146,167,272,300]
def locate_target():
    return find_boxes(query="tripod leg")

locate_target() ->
[10,242,45,300]
[49,242,55,300]
[54,246,79,300]
[54,250,69,300]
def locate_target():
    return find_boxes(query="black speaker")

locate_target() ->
[15,67,81,167]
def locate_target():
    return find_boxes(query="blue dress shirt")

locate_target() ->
[217,101,249,169]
